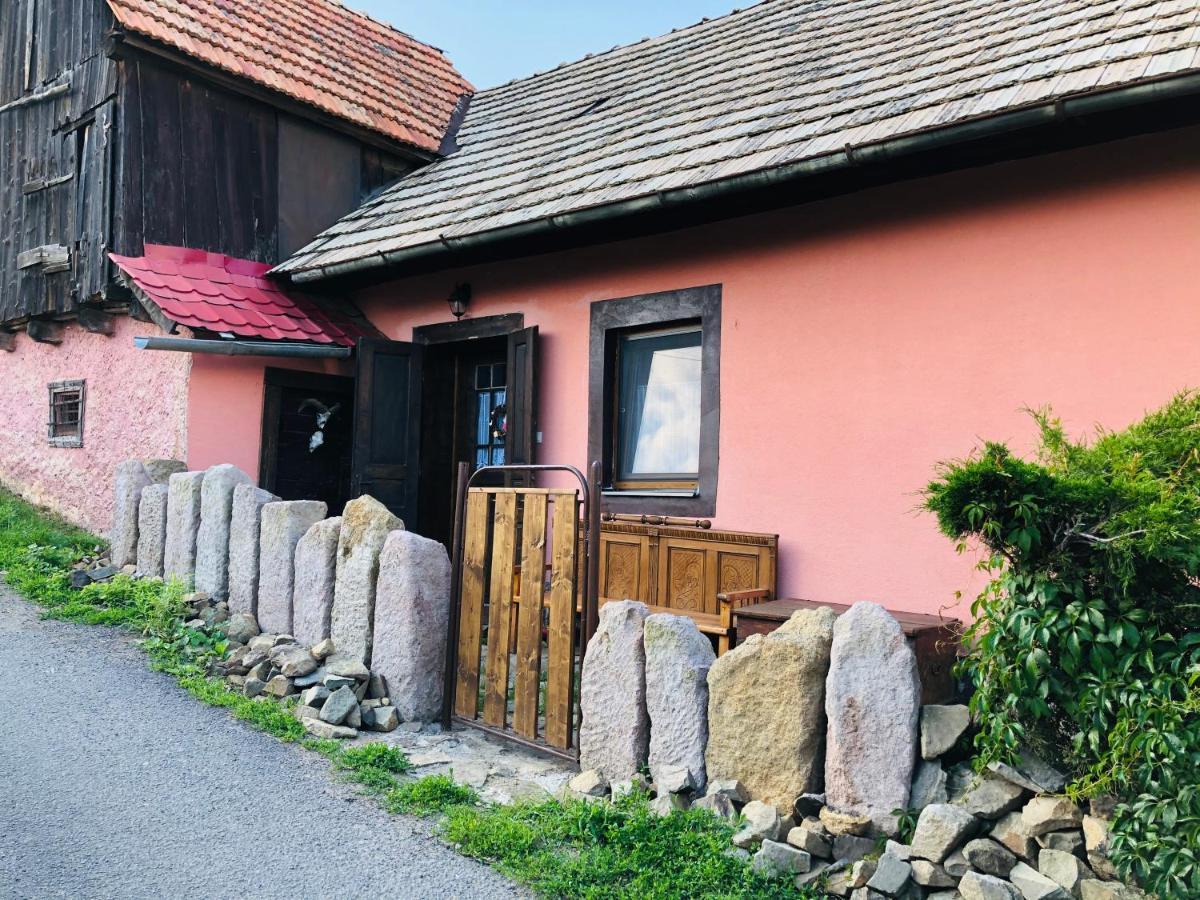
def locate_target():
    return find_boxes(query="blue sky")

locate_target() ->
[348,1,743,89]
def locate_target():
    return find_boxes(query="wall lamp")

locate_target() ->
[448,283,471,319]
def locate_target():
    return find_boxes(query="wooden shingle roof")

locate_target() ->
[106,0,473,152]
[277,0,1200,280]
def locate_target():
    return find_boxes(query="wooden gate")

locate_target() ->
[443,463,599,759]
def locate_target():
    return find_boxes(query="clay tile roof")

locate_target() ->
[110,244,375,345]
[277,0,1200,279]
[106,0,473,152]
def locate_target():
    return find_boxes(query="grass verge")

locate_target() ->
[0,487,816,898]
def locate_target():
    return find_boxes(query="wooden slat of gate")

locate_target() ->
[512,492,547,739]
[454,491,489,719]
[544,493,578,749]
[482,492,518,728]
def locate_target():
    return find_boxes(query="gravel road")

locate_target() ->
[0,587,521,900]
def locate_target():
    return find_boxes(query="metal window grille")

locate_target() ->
[48,379,85,448]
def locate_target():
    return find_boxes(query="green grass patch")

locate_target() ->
[334,742,413,793]
[385,774,479,816]
[177,674,309,742]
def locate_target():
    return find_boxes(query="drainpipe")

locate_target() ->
[283,72,1200,285]
[133,336,352,359]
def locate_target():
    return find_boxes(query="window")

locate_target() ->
[473,361,507,469]
[48,379,85,448]
[613,326,702,488]
[589,285,721,517]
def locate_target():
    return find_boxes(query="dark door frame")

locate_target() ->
[259,366,355,498]
[413,312,525,345]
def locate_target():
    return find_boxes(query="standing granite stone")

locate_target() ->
[706,607,836,814]
[228,484,279,617]
[644,613,715,792]
[579,600,650,782]
[292,516,342,647]
[825,601,921,832]
[164,471,205,582]
[371,530,452,722]
[257,500,327,635]
[143,459,187,485]
[135,484,169,577]
[194,464,253,599]
[112,460,152,567]
[330,495,403,664]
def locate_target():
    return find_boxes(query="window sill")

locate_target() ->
[602,488,698,498]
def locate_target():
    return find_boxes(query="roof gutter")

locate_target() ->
[286,71,1200,285]
[134,336,352,358]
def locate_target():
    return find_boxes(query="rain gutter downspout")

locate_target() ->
[285,72,1200,286]
[134,336,352,358]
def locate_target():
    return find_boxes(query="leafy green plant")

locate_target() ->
[335,742,413,793]
[889,807,920,846]
[925,393,1200,897]
[385,774,478,816]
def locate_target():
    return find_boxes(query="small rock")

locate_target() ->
[408,751,451,767]
[245,660,272,683]
[311,637,336,660]
[1038,830,1084,856]
[991,810,1039,861]
[367,673,387,699]
[910,803,979,863]
[849,859,877,889]
[248,634,276,653]
[706,778,749,805]
[262,675,295,698]
[568,769,609,798]
[200,605,228,628]
[293,667,326,688]
[724,847,751,863]
[1079,881,1146,900]
[732,800,782,847]
[1082,815,1118,880]
[910,859,956,888]
[223,612,260,645]
[1038,848,1094,896]
[820,806,873,836]
[121,563,138,575]
[987,751,1067,795]
[243,678,266,698]
[910,759,950,810]
[794,860,833,890]
[319,685,358,725]
[833,834,878,862]
[325,653,370,680]
[272,633,296,646]
[943,848,969,877]
[1010,861,1071,900]
[693,792,737,821]
[655,763,693,795]
[270,644,318,678]
[963,837,1017,877]
[322,673,356,691]
[293,705,320,721]
[792,791,825,819]
[959,870,1022,900]
[752,839,811,877]
[866,853,912,896]
[951,766,1029,820]
[648,793,688,816]
[611,774,651,800]
[344,703,361,729]
[787,822,832,858]
[302,718,357,740]
[921,705,971,759]
[69,570,91,589]
[1023,797,1084,836]
[398,720,423,733]
[364,705,400,732]
[885,840,913,861]
[225,674,246,690]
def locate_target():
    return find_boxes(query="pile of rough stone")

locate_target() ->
[68,549,136,588]
[198,600,403,740]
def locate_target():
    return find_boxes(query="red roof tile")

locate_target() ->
[106,0,472,152]
[110,244,373,346]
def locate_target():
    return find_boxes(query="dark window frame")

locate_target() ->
[47,379,85,448]
[588,285,721,518]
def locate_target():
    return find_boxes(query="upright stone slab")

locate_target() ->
[135,484,169,577]
[330,496,403,664]
[371,530,452,721]
[164,471,205,582]
[825,601,921,832]
[194,464,253,599]
[579,600,650,782]
[257,500,327,635]
[111,460,152,567]
[706,607,836,813]
[227,484,279,617]
[645,613,715,791]
[143,459,186,485]
[292,516,342,647]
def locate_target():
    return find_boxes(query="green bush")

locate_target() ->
[385,773,477,815]
[925,393,1200,896]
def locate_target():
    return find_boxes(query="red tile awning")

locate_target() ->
[110,244,373,346]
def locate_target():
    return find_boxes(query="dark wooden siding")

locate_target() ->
[0,0,117,323]
[277,117,361,259]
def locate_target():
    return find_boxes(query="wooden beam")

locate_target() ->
[26,320,64,345]
[0,331,16,352]
[77,307,116,335]
[22,173,73,194]
[17,244,71,273]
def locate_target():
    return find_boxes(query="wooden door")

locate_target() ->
[351,338,422,527]
[504,326,538,470]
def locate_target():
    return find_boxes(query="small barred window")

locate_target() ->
[48,380,85,448]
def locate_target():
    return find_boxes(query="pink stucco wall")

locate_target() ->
[0,316,190,535]
[340,126,1200,620]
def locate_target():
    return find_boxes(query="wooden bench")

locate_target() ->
[728,595,964,703]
